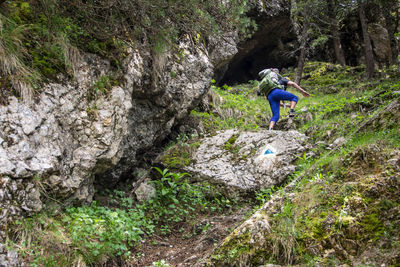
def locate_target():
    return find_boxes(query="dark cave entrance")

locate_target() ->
[219,43,298,85]
[217,13,298,86]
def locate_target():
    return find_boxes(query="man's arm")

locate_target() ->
[287,81,310,97]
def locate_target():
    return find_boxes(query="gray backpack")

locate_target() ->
[257,69,284,96]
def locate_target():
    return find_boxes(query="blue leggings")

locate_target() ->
[267,89,298,122]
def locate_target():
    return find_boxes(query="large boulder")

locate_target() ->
[369,23,392,67]
[181,129,310,191]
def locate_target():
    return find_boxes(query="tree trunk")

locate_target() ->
[328,0,346,66]
[294,13,310,85]
[294,19,309,85]
[396,5,400,33]
[358,1,375,78]
[381,2,398,65]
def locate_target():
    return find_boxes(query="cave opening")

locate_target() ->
[217,13,298,86]
[219,43,298,86]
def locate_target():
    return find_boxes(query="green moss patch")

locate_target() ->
[160,140,201,169]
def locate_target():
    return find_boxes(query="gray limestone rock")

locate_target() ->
[0,243,23,267]
[134,179,156,202]
[182,129,309,191]
[0,35,227,247]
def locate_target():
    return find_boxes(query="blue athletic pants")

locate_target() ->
[267,89,298,122]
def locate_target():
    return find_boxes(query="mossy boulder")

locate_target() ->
[172,129,310,192]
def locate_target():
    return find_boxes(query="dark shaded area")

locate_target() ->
[217,13,298,85]
[218,1,388,86]
[217,12,359,86]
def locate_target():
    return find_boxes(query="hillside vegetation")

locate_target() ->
[5,62,400,266]
[0,0,253,103]
[195,62,400,266]
[2,0,400,266]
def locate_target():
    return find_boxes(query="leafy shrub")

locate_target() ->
[60,0,255,52]
[140,167,233,228]
[63,203,153,263]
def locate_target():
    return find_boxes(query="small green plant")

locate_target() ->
[87,75,118,101]
[255,186,276,208]
[138,167,238,234]
[223,134,240,154]
[150,259,171,267]
[148,167,201,224]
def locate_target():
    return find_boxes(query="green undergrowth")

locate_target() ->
[160,133,202,169]
[191,81,274,132]
[6,168,239,266]
[282,145,399,265]
[210,142,400,266]
[207,62,400,265]
[0,0,254,102]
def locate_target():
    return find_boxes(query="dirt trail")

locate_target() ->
[129,207,250,267]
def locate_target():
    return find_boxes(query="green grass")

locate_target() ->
[0,1,82,100]
[6,168,238,265]
[205,62,400,266]
[349,128,400,148]
[6,61,400,266]
[191,83,272,131]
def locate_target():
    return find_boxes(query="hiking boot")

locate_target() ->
[289,110,296,117]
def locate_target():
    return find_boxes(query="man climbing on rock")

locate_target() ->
[258,68,310,130]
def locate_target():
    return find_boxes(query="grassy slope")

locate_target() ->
[5,62,400,266]
[202,62,400,266]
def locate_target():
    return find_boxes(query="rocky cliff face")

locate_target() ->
[0,33,239,246]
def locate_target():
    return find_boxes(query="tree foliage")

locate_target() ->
[290,0,399,80]
[0,0,255,102]
[59,0,255,52]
